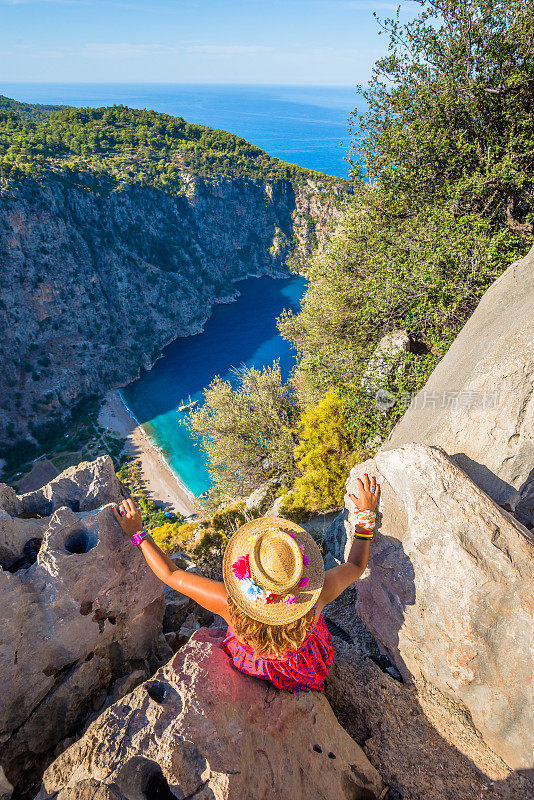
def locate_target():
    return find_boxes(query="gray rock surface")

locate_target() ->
[17,455,127,516]
[264,493,285,517]
[244,477,281,514]
[0,172,346,445]
[382,245,534,507]
[0,459,165,796]
[0,767,13,800]
[15,460,59,493]
[0,456,125,570]
[361,329,411,395]
[35,626,384,800]
[326,632,533,800]
[325,443,534,770]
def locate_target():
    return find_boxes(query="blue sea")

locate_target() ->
[3,83,358,497]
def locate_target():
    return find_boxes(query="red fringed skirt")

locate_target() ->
[221,614,334,693]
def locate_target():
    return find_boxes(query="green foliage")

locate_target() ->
[0,439,38,471]
[0,102,344,188]
[279,192,521,393]
[211,500,248,532]
[350,0,534,239]
[0,95,66,123]
[187,362,300,503]
[281,388,359,515]
[151,521,195,554]
[190,525,229,579]
[279,0,531,457]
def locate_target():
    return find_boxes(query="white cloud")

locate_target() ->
[185,44,273,55]
[83,42,178,58]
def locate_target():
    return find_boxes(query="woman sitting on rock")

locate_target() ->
[113,473,379,693]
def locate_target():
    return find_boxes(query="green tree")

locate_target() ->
[352,0,534,238]
[279,0,531,446]
[186,362,300,504]
[282,388,358,515]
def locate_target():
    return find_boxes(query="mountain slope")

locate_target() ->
[0,103,349,455]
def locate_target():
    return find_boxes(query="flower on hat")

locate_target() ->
[303,556,309,566]
[283,594,296,604]
[299,576,310,589]
[263,592,278,604]
[241,577,265,601]
[232,554,250,580]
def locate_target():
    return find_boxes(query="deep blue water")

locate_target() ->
[3,82,355,497]
[122,275,306,496]
[2,82,359,178]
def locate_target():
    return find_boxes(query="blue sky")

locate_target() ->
[1,0,415,85]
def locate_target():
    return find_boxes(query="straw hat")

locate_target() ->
[222,516,325,625]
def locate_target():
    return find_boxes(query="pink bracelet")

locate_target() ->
[131,529,149,546]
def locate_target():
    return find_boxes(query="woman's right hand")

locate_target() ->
[112,498,143,537]
[349,473,379,512]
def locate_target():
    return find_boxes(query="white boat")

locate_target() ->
[177,394,198,412]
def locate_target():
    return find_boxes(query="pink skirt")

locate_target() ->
[221,614,334,693]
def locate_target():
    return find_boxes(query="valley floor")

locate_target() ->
[98,390,199,518]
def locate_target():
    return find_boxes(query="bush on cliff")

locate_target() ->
[187,362,300,505]
[279,0,532,449]
[281,388,359,516]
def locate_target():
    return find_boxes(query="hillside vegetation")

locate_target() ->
[0,101,342,188]
[0,94,66,122]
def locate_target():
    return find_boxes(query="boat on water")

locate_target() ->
[176,394,198,412]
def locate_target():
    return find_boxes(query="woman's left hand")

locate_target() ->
[348,473,379,512]
[112,498,143,536]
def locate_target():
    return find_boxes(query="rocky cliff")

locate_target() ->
[35,627,384,800]
[0,457,170,797]
[0,170,346,448]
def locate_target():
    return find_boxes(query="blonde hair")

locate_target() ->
[226,596,315,659]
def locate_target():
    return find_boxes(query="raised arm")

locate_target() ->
[112,499,229,618]
[316,473,379,611]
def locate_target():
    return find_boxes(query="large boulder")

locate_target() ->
[381,246,534,512]
[0,456,127,576]
[0,460,165,796]
[325,444,534,770]
[35,626,384,800]
[325,634,533,800]
[16,455,126,516]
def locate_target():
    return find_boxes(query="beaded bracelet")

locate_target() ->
[353,509,376,540]
[354,528,374,540]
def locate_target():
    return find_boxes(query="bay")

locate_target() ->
[2,82,352,497]
[121,275,306,497]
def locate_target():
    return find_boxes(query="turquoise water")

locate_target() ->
[2,83,359,178]
[122,275,306,496]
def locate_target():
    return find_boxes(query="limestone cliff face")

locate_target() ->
[0,172,347,445]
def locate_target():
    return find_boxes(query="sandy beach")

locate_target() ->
[98,389,201,518]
